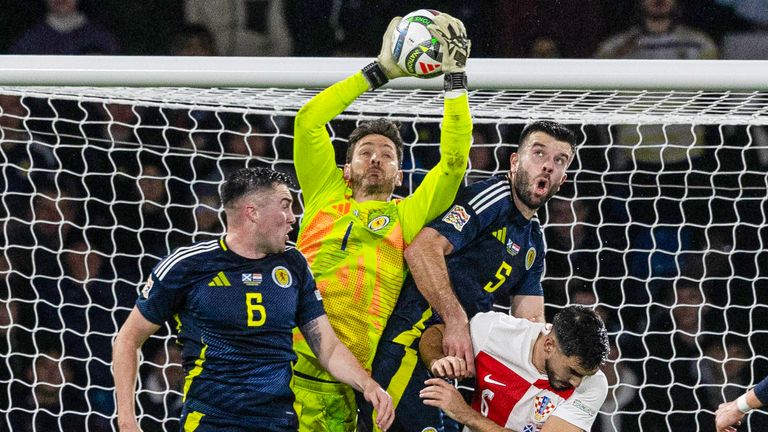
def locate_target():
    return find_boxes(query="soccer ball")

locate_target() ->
[391,9,443,78]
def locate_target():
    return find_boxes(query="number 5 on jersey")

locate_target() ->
[483,262,512,293]
[246,292,266,326]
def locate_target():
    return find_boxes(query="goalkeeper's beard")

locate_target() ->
[350,169,398,198]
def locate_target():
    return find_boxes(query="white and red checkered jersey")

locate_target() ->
[468,312,608,432]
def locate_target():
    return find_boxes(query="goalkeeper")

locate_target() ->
[291,12,472,432]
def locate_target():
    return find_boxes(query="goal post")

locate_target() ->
[1,57,767,431]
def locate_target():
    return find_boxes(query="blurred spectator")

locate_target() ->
[95,1,185,55]
[0,268,28,423]
[542,198,601,306]
[595,0,718,59]
[184,0,293,56]
[529,36,562,58]
[8,347,89,431]
[9,0,119,55]
[193,193,224,241]
[466,127,497,183]
[139,344,184,431]
[493,0,605,58]
[702,339,751,406]
[597,340,640,432]
[169,23,217,56]
[622,281,716,430]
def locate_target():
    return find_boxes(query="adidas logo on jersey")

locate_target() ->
[208,271,231,286]
[491,227,507,243]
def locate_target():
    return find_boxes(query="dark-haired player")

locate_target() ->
[113,167,393,432]
[420,305,609,432]
[290,12,471,432]
[360,120,577,431]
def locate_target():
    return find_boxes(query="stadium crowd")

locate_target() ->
[1,1,768,432]
[1,0,768,59]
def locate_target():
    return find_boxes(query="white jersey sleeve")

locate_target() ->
[550,370,608,431]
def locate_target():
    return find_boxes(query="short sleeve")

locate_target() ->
[469,312,500,356]
[293,252,326,327]
[429,181,505,253]
[135,271,186,325]
[551,372,608,431]
[513,237,545,297]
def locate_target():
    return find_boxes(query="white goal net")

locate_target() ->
[1,58,767,432]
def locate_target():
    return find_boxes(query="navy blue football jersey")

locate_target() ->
[382,174,545,348]
[136,238,325,424]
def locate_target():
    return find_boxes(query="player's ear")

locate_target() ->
[395,170,403,187]
[509,153,519,175]
[245,203,259,223]
[343,164,351,181]
[557,173,568,188]
[545,335,556,354]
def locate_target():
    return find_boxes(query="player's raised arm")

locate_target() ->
[300,315,394,431]
[400,13,473,239]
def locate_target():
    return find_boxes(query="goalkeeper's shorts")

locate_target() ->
[292,373,357,432]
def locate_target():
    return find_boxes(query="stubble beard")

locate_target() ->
[544,358,573,391]
[513,168,558,211]
[350,169,396,198]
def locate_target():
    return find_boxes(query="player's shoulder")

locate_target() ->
[281,245,309,265]
[462,174,511,214]
[276,246,313,276]
[153,239,222,282]
[529,213,543,237]
[471,310,537,334]
[578,369,609,397]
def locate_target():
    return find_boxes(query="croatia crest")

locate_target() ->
[533,395,555,422]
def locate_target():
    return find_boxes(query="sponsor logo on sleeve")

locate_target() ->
[442,205,470,232]
[572,399,597,417]
[272,266,293,288]
[314,290,323,301]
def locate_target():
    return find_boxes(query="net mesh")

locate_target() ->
[1,86,767,431]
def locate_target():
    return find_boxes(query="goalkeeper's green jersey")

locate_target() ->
[292,72,472,381]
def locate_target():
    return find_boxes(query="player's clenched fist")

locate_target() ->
[429,355,472,379]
